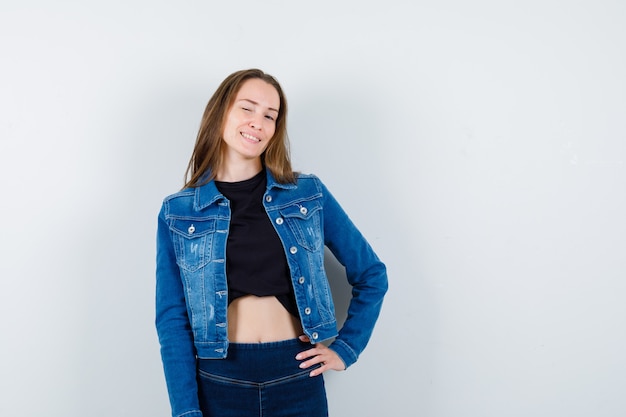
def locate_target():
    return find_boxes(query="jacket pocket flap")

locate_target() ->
[279,200,322,220]
[170,218,216,238]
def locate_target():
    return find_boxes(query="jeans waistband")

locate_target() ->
[198,338,312,383]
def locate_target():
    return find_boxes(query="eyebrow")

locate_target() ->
[239,98,279,114]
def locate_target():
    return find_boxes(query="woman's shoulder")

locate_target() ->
[294,171,319,181]
[161,187,196,204]
[285,172,334,200]
[292,171,325,190]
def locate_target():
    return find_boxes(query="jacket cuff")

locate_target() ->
[328,338,358,369]
[175,410,202,417]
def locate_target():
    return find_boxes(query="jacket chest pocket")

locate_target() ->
[170,218,216,272]
[279,200,323,251]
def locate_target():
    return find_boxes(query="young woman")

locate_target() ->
[156,68,388,417]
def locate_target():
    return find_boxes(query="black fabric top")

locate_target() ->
[215,169,299,318]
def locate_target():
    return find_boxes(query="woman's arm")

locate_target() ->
[155,205,203,417]
[317,177,389,368]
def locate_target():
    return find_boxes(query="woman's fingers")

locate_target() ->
[295,342,346,377]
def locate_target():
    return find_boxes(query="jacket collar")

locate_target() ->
[194,168,296,210]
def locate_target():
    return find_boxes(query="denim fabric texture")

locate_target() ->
[197,339,328,417]
[156,171,388,417]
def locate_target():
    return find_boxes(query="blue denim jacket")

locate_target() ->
[156,171,388,417]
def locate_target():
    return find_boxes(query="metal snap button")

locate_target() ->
[298,276,305,284]
[290,246,297,254]
[188,224,195,234]
[304,307,311,315]
[265,195,272,202]
[276,217,284,225]
[311,332,319,340]
[300,206,308,215]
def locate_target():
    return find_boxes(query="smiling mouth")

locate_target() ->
[241,132,261,142]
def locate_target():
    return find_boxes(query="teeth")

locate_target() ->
[241,132,260,142]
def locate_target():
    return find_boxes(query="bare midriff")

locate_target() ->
[227,295,303,343]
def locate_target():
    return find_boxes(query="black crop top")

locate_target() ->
[215,169,299,318]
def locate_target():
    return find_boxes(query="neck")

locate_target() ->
[216,158,263,182]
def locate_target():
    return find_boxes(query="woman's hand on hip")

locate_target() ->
[296,335,346,377]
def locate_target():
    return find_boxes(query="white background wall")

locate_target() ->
[1,1,625,416]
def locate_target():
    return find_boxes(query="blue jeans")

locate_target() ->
[197,338,328,417]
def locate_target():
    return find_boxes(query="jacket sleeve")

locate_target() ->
[317,178,389,368]
[155,203,203,417]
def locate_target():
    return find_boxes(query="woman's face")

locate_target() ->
[221,78,280,164]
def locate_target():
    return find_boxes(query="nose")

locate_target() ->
[248,113,263,130]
